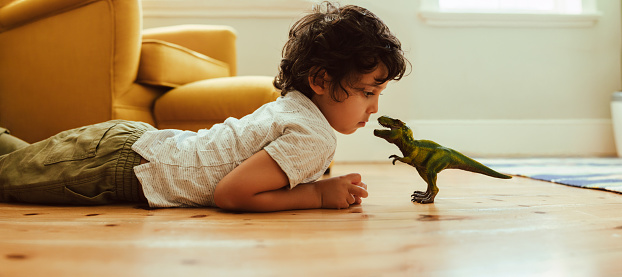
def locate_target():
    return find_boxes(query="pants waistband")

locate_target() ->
[114,122,153,203]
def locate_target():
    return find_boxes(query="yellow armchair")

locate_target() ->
[0,0,278,143]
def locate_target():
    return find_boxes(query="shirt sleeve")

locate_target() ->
[264,125,335,188]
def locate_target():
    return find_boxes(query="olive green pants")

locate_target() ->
[0,127,29,156]
[0,120,156,205]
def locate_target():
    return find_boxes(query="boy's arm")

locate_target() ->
[213,150,367,212]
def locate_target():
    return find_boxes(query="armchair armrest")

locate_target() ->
[153,76,279,130]
[143,24,238,75]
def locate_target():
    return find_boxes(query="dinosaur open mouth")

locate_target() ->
[374,116,402,138]
[377,116,403,129]
[378,120,392,129]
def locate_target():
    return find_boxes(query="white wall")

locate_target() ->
[142,0,621,161]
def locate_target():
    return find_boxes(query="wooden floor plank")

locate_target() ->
[1,162,622,276]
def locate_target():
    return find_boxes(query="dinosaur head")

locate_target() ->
[374,116,411,144]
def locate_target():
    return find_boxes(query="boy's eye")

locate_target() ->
[365,91,383,97]
[361,90,377,97]
[353,87,381,97]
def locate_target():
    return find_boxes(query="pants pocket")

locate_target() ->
[43,122,117,165]
[64,183,115,205]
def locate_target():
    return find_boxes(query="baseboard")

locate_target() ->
[334,119,616,162]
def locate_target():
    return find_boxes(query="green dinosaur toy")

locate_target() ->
[374,116,512,204]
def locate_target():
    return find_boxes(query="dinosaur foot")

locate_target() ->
[411,191,436,204]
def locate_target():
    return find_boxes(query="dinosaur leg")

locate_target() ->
[411,169,438,203]
[419,172,438,204]
[411,168,428,199]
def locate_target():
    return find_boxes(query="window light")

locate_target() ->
[438,0,583,14]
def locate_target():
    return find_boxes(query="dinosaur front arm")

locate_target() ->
[389,154,403,165]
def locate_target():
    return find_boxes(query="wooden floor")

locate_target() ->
[1,162,622,277]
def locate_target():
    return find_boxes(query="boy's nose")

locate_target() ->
[367,99,379,114]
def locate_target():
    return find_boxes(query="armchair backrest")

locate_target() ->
[142,25,238,76]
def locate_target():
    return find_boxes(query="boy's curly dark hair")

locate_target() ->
[274,2,408,101]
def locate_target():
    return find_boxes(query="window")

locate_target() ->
[438,0,583,14]
[419,0,601,27]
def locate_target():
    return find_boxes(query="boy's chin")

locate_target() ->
[336,127,360,135]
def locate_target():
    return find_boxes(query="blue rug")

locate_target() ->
[482,158,622,194]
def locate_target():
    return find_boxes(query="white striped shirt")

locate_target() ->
[132,91,336,207]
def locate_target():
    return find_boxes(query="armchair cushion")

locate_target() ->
[136,39,230,88]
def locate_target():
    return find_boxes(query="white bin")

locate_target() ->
[612,91,622,157]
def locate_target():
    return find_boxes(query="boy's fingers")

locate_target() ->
[348,184,368,198]
[353,195,362,204]
[357,181,368,190]
[345,173,362,184]
[347,194,356,205]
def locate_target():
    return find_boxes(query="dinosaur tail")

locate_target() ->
[449,151,512,179]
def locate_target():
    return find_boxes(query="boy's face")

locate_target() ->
[311,64,389,135]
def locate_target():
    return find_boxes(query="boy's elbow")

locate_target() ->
[214,189,243,211]
[213,196,232,210]
[214,198,246,211]
[214,185,257,211]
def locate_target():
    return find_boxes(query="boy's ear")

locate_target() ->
[308,68,331,95]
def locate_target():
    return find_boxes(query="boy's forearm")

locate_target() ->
[223,183,322,212]
[214,149,321,212]
[256,183,322,212]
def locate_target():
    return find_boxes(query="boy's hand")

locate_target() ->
[315,173,368,209]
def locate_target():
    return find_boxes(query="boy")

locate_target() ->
[0,2,408,212]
